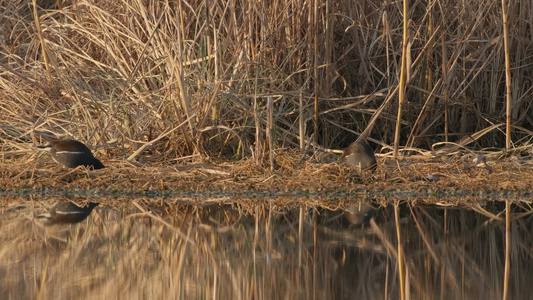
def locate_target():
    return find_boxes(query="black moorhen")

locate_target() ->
[38,139,105,169]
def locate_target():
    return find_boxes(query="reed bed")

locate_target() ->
[1,2,532,299]
[0,0,532,165]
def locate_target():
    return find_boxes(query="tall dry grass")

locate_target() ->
[0,0,532,163]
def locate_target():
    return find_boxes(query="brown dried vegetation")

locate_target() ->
[1,0,532,167]
[0,1,532,298]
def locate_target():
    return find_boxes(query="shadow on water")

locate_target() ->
[1,196,532,299]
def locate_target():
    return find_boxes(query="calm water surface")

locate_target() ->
[1,195,532,299]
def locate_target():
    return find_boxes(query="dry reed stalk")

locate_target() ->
[37,257,49,300]
[252,205,260,300]
[299,91,304,149]
[267,96,274,171]
[394,0,409,159]
[438,2,450,143]
[266,201,272,264]
[253,92,260,164]
[312,208,318,300]
[440,207,448,300]
[409,206,439,263]
[394,202,406,300]
[171,4,195,139]
[32,0,49,72]
[298,205,304,266]
[406,82,441,148]
[312,0,319,144]
[501,0,512,149]
[441,30,449,143]
[502,200,511,300]
[324,0,332,97]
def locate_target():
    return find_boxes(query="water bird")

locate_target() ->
[38,202,99,225]
[342,140,377,170]
[37,139,105,169]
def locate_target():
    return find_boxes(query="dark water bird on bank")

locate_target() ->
[37,139,105,169]
[38,202,99,225]
[343,140,377,170]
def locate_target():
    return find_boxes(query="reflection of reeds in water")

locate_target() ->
[1,199,532,299]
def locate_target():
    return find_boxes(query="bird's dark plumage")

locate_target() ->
[38,139,105,169]
[343,140,377,170]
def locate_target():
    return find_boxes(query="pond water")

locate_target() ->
[1,195,532,299]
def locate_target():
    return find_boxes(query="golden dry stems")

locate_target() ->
[0,0,531,165]
[394,202,406,300]
[394,0,410,160]
[500,1,512,299]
